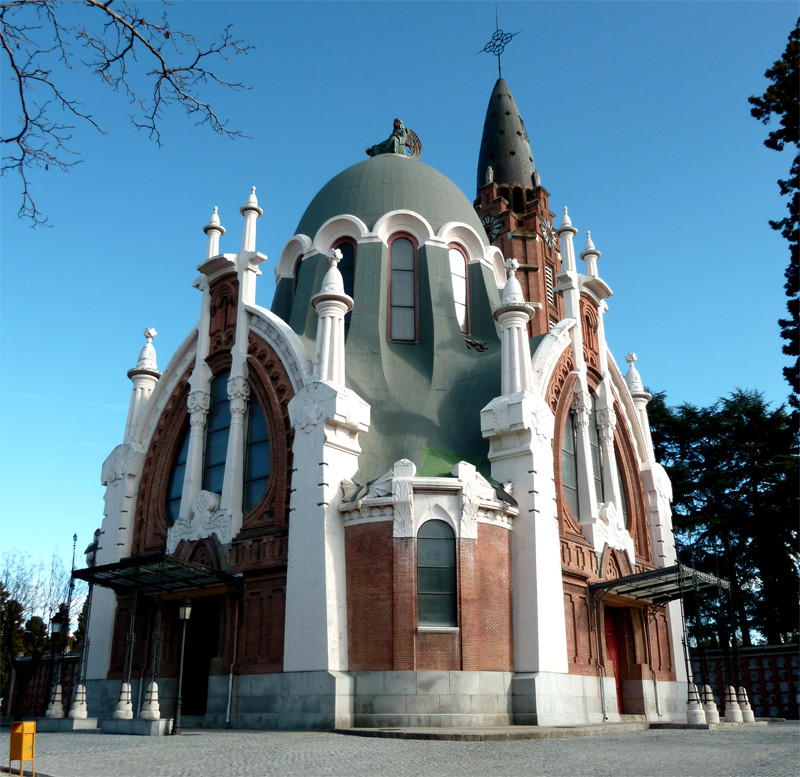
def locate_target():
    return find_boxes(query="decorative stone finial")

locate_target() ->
[328,247,343,269]
[561,207,572,228]
[505,257,519,279]
[240,186,263,217]
[585,231,596,252]
[624,353,647,396]
[132,328,159,373]
[203,206,225,235]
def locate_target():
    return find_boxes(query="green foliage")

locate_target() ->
[0,583,24,702]
[22,616,49,657]
[649,389,799,645]
[749,19,800,417]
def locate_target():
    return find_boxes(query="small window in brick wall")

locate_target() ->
[417,520,457,627]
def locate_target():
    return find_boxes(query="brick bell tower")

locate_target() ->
[474,78,564,337]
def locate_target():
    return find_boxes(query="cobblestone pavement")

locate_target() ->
[2,722,798,777]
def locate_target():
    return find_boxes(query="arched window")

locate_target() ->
[588,401,604,503]
[417,520,457,627]
[512,187,524,214]
[203,370,231,494]
[333,238,356,335]
[243,397,270,513]
[561,411,580,519]
[448,245,469,334]
[389,235,416,342]
[166,427,190,524]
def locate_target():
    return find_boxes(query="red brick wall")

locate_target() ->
[345,522,394,671]
[347,521,512,672]
[468,524,513,671]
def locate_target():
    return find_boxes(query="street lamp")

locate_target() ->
[172,598,192,735]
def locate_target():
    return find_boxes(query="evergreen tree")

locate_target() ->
[649,389,799,645]
[749,19,800,419]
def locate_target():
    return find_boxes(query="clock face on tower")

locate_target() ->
[482,214,502,242]
[541,218,557,249]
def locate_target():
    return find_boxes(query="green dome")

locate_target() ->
[296,154,488,244]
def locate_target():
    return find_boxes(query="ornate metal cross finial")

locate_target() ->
[478,6,521,78]
[625,353,637,366]
[504,257,519,279]
[143,328,157,343]
[328,248,343,268]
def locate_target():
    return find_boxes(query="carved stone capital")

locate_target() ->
[188,390,211,433]
[227,375,250,425]
[596,406,617,442]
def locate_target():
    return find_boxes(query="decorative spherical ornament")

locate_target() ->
[541,218,557,249]
[482,214,502,242]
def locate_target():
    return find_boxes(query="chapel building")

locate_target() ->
[80,78,690,729]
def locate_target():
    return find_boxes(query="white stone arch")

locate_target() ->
[275,234,313,283]
[245,303,313,394]
[531,318,575,396]
[417,502,458,538]
[486,245,507,288]
[135,328,199,450]
[311,214,370,257]
[373,209,435,247]
[437,222,486,265]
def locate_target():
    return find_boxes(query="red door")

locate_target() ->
[604,609,624,713]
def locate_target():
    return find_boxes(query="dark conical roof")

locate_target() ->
[476,78,537,192]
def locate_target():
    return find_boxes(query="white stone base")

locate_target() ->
[512,672,688,726]
[353,671,513,728]
[34,717,99,733]
[100,718,173,736]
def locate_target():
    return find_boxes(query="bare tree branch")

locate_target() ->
[1,0,252,226]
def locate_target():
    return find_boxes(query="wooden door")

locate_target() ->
[604,609,624,714]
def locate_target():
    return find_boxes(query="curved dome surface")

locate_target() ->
[296,154,488,244]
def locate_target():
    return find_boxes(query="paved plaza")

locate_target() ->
[2,722,798,777]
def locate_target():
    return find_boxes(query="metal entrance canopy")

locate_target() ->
[588,562,729,605]
[72,552,243,596]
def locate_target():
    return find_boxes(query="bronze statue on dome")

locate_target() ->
[365,119,422,160]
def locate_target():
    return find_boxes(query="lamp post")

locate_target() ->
[45,611,65,717]
[171,598,192,735]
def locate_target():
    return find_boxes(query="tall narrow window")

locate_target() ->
[334,239,356,335]
[448,245,469,334]
[616,457,628,527]
[166,427,190,524]
[243,397,270,513]
[588,402,604,503]
[417,520,457,627]
[562,412,580,519]
[203,370,231,494]
[389,236,416,341]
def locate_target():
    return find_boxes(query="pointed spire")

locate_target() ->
[203,206,225,259]
[559,207,576,233]
[580,230,601,276]
[240,186,263,217]
[314,248,348,298]
[477,78,538,192]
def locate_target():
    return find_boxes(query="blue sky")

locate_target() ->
[2,1,796,570]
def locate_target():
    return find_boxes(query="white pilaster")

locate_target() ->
[555,208,584,371]
[283,381,370,671]
[481,259,567,674]
[283,249,368,672]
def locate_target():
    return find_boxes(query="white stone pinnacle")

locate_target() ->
[560,206,573,229]
[240,186,263,217]
[328,247,343,269]
[504,257,519,278]
[135,329,159,372]
[585,231,596,252]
